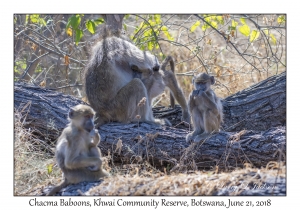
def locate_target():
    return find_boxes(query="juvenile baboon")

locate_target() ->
[47,104,109,196]
[137,55,190,124]
[186,73,223,143]
[84,25,163,126]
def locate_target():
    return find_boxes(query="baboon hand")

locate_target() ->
[89,129,98,138]
[192,89,200,96]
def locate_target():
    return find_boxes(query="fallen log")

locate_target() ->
[222,71,286,132]
[13,72,286,169]
[98,122,285,170]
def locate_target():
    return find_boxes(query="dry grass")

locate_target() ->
[87,162,285,196]
[14,110,285,196]
[14,109,61,195]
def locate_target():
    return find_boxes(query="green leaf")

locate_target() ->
[166,33,174,41]
[21,62,27,70]
[277,15,286,24]
[144,29,152,37]
[270,34,277,44]
[16,60,27,70]
[94,18,104,25]
[240,17,246,25]
[238,24,250,37]
[154,14,162,24]
[30,14,39,23]
[123,23,127,31]
[86,20,96,34]
[232,20,238,27]
[74,15,82,29]
[148,19,155,26]
[161,25,168,31]
[204,16,211,22]
[161,26,174,41]
[66,15,74,30]
[66,15,81,30]
[216,16,224,24]
[39,18,46,26]
[250,30,260,42]
[211,15,217,20]
[211,21,218,29]
[25,15,29,25]
[47,164,53,174]
[147,41,154,51]
[75,29,83,45]
[165,31,174,41]
[263,30,269,35]
[14,66,20,74]
[202,24,209,31]
[190,21,201,32]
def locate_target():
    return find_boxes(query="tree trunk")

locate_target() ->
[13,72,286,169]
[98,122,285,170]
[14,82,86,141]
[222,71,286,132]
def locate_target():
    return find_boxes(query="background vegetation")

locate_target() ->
[14,14,286,101]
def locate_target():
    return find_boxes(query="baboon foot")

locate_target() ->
[193,132,215,143]
[157,118,172,126]
[186,133,193,143]
[181,112,191,127]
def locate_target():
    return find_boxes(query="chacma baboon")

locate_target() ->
[83,17,171,126]
[186,73,223,143]
[47,104,109,196]
[136,55,190,124]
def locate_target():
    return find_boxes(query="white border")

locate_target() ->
[3,0,296,209]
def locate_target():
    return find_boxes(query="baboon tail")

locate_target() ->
[46,179,68,196]
[161,56,176,108]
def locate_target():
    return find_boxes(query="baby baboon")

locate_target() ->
[84,29,162,126]
[47,104,109,196]
[186,73,223,143]
[137,55,190,124]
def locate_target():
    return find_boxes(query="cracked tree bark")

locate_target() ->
[14,71,286,169]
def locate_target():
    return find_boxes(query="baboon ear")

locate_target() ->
[68,108,75,119]
[192,75,196,84]
[210,76,215,85]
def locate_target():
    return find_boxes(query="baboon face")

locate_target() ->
[193,73,215,92]
[68,104,95,132]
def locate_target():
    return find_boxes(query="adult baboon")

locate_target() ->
[83,16,171,126]
[47,105,109,196]
[186,73,223,143]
